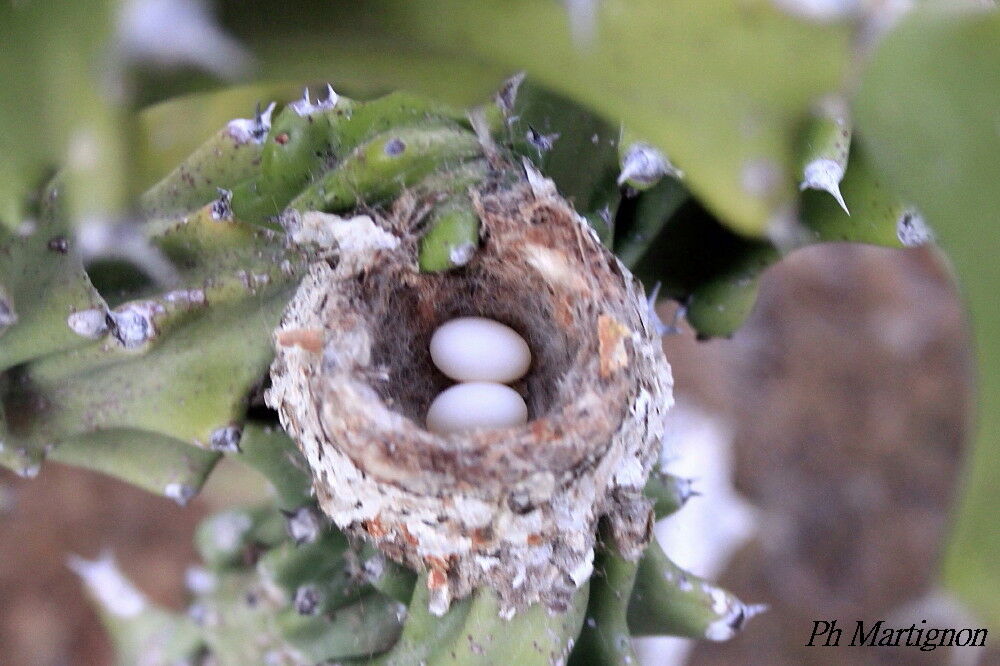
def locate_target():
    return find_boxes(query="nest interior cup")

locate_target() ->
[267,171,672,615]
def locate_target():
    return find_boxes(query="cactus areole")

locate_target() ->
[266,109,673,617]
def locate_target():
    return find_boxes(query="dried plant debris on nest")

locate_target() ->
[267,165,673,617]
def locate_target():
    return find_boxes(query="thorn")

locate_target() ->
[324,83,338,106]
[521,156,556,198]
[828,182,849,215]
[252,102,276,141]
[800,158,850,215]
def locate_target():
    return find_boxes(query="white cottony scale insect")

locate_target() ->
[426,382,528,435]
[429,317,531,383]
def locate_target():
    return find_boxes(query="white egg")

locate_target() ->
[426,382,528,434]
[430,317,531,383]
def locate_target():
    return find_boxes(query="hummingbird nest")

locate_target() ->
[267,164,672,617]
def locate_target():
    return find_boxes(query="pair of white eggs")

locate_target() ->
[425,317,531,435]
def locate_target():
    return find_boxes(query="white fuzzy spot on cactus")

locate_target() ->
[801,158,849,214]
[208,510,253,552]
[108,300,164,348]
[227,102,275,144]
[361,553,385,583]
[0,291,18,331]
[294,584,322,615]
[163,288,206,305]
[704,598,769,641]
[618,143,683,189]
[897,208,934,247]
[184,565,217,594]
[210,424,243,452]
[67,551,147,617]
[17,462,41,479]
[448,242,476,267]
[284,505,323,545]
[67,308,109,339]
[164,482,196,505]
[118,0,252,79]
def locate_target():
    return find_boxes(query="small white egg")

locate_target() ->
[426,382,528,435]
[430,317,531,383]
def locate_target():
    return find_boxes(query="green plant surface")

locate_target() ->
[47,429,220,499]
[855,6,1000,625]
[236,423,313,511]
[1,202,302,486]
[194,505,288,570]
[0,0,117,230]
[570,529,640,666]
[367,573,589,665]
[376,0,851,238]
[0,204,107,371]
[627,539,762,640]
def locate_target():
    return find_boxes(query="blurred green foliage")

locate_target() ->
[856,6,1000,625]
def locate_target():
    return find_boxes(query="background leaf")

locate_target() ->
[855,6,1000,624]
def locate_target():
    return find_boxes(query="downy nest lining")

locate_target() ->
[267,170,673,617]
